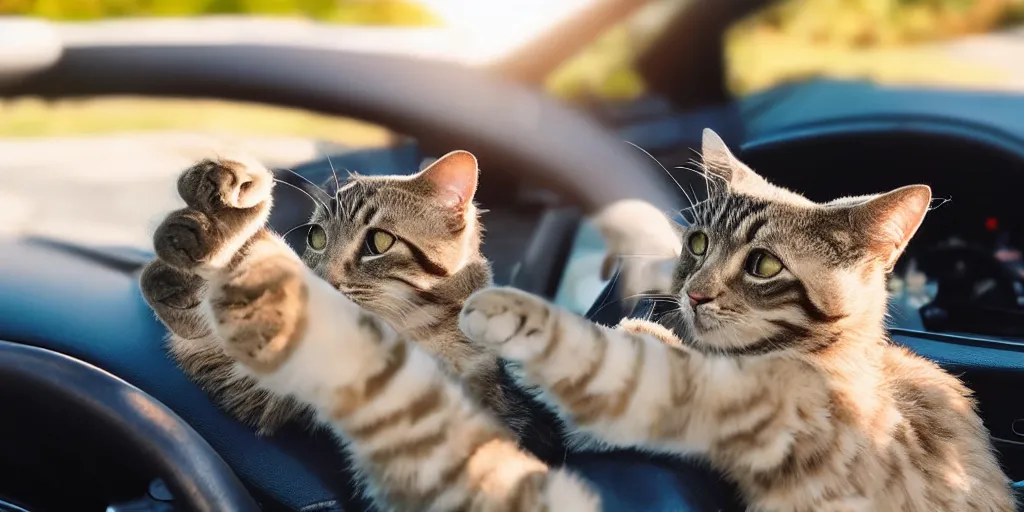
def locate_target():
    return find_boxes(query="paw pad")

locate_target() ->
[459,287,553,359]
[178,157,273,212]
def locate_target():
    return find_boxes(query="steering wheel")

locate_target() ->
[0,341,259,511]
[0,26,707,511]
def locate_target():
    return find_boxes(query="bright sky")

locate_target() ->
[417,0,598,59]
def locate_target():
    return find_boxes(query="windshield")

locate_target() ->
[542,0,1024,102]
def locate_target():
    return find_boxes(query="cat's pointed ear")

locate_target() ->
[850,185,931,268]
[701,128,767,193]
[417,150,479,210]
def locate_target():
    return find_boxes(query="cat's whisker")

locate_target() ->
[674,164,719,219]
[688,183,703,209]
[685,158,727,196]
[281,222,317,239]
[320,150,342,200]
[273,178,330,211]
[624,140,690,199]
[928,196,952,211]
[610,253,679,259]
[279,168,331,198]
[341,171,361,220]
[676,162,720,195]
[588,291,680,317]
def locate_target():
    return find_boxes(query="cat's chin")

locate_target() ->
[683,320,759,354]
[689,311,739,344]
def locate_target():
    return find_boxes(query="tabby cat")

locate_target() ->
[454,130,1014,510]
[141,151,540,439]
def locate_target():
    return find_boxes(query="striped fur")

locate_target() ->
[140,152,601,510]
[141,156,316,431]
[457,130,1014,511]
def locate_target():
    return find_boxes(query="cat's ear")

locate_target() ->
[417,150,479,210]
[850,185,931,268]
[701,128,767,193]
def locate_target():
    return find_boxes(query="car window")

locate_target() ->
[544,0,1024,103]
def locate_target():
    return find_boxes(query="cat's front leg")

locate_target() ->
[203,257,599,511]
[591,199,681,303]
[141,157,309,434]
[140,258,210,340]
[153,156,274,276]
[459,287,708,452]
[141,155,272,342]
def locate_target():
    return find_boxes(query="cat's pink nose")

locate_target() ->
[687,292,712,309]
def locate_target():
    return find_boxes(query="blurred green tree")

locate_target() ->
[0,0,440,24]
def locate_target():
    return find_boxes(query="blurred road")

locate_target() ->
[0,133,321,249]
[941,25,1024,89]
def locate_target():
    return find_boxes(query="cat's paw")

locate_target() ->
[177,157,274,212]
[154,157,274,272]
[140,259,205,310]
[140,258,213,340]
[618,318,681,347]
[592,199,680,303]
[459,287,555,361]
[207,250,309,374]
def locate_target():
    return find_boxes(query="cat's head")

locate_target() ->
[300,150,489,329]
[670,129,931,356]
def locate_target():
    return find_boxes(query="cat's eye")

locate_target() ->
[307,224,327,251]
[745,249,784,278]
[365,229,396,256]
[687,231,708,256]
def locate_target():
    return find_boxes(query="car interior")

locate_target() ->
[2,0,1024,510]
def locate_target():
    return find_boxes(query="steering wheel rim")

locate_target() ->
[0,41,682,215]
[0,340,259,512]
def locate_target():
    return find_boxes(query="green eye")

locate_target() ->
[687,231,708,256]
[365,229,396,256]
[745,249,784,278]
[307,224,327,251]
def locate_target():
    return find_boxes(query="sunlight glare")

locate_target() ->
[417,0,598,62]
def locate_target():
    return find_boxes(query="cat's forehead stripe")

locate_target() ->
[361,204,378,226]
[743,217,769,244]
[698,194,769,237]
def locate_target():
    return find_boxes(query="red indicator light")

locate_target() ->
[985,217,999,231]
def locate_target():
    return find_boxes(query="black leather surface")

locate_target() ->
[0,340,259,512]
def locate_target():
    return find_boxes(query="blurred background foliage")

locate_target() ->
[0,0,439,24]
[547,0,1024,101]
[724,0,1024,95]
